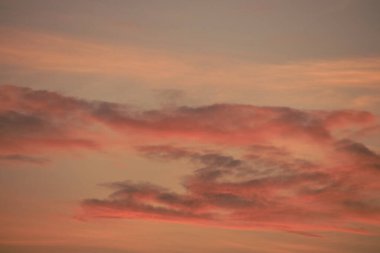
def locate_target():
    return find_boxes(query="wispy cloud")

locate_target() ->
[0,154,49,164]
[1,27,380,91]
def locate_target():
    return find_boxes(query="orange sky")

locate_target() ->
[1,1,380,253]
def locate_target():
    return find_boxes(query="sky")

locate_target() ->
[0,1,380,253]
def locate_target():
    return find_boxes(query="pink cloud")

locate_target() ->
[0,85,109,155]
[1,85,379,234]
[1,85,377,151]
[82,142,380,234]
[0,85,377,163]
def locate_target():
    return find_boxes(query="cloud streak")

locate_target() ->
[1,28,380,90]
[0,154,49,164]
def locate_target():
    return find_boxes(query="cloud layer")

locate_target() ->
[83,142,380,234]
[1,85,375,152]
[1,85,379,234]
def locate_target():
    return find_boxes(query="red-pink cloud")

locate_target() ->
[2,85,376,153]
[82,142,380,235]
[1,85,379,235]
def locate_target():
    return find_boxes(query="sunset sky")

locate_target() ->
[1,1,380,253]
